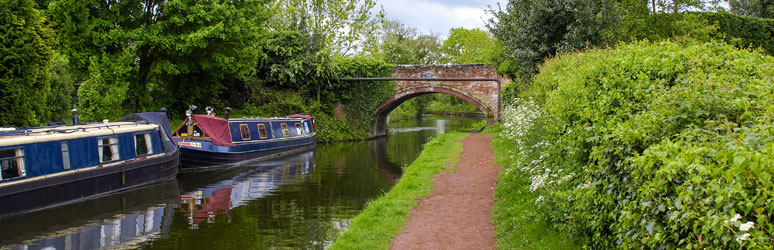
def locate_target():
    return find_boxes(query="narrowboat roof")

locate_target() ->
[0,122,159,147]
[227,117,308,122]
[286,114,312,119]
[184,114,313,147]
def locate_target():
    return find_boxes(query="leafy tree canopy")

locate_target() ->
[441,28,500,64]
[270,0,383,56]
[729,0,774,18]
[644,0,724,13]
[49,0,272,120]
[487,0,618,81]
[376,19,443,64]
[0,0,54,127]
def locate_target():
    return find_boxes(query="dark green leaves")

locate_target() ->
[486,0,618,81]
[0,0,54,127]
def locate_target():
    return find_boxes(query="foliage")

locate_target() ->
[334,56,395,136]
[695,12,774,55]
[622,12,774,56]
[311,111,363,143]
[330,132,468,250]
[0,0,54,127]
[487,124,576,249]
[441,28,501,64]
[499,40,774,248]
[46,52,74,122]
[425,94,480,114]
[377,19,443,64]
[730,0,774,18]
[76,51,133,122]
[460,120,487,132]
[270,0,382,56]
[387,98,423,122]
[249,28,337,103]
[486,0,618,81]
[643,0,724,13]
[49,0,271,120]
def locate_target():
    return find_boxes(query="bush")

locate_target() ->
[500,40,774,248]
[630,12,774,55]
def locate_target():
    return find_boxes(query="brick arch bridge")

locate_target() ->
[345,64,509,137]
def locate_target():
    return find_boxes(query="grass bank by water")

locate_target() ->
[484,125,574,249]
[329,132,468,250]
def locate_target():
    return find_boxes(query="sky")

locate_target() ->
[379,0,504,38]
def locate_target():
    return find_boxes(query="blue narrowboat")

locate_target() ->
[0,112,179,218]
[172,112,316,169]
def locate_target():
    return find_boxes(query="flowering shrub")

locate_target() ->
[499,40,774,248]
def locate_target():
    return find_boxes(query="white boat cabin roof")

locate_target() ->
[0,122,159,147]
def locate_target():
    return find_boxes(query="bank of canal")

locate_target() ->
[0,114,479,250]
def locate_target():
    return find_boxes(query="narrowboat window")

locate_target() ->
[98,137,120,163]
[61,142,71,170]
[135,133,153,156]
[258,124,268,139]
[240,124,251,140]
[0,148,26,180]
[281,123,289,137]
[295,123,303,135]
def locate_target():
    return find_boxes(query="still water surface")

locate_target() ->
[0,115,479,250]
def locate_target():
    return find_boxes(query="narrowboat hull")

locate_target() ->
[179,136,316,170]
[0,150,179,218]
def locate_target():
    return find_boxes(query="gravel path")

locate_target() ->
[390,134,501,250]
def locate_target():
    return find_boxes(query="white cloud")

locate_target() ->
[379,0,503,38]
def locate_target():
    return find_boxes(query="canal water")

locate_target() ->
[0,114,480,250]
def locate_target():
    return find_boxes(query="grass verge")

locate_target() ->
[329,132,469,250]
[484,125,575,249]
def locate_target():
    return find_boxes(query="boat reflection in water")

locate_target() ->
[0,181,180,250]
[177,150,315,228]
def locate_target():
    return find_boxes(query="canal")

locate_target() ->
[0,114,480,250]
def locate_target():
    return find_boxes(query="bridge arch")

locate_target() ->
[341,64,510,138]
[372,85,492,136]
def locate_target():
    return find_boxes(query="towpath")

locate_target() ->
[390,134,501,250]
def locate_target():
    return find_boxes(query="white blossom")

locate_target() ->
[736,233,751,244]
[740,221,755,232]
[727,213,742,223]
[501,99,576,194]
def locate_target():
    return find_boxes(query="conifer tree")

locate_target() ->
[0,0,54,127]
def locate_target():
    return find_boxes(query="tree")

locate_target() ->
[487,0,618,81]
[0,0,54,127]
[49,0,271,120]
[442,28,500,64]
[46,52,75,123]
[377,19,442,64]
[729,0,774,18]
[271,0,383,56]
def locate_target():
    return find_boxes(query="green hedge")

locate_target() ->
[704,12,774,55]
[633,12,774,55]
[500,40,774,248]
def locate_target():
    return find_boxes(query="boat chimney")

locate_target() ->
[160,107,168,119]
[225,107,231,119]
[71,109,79,125]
